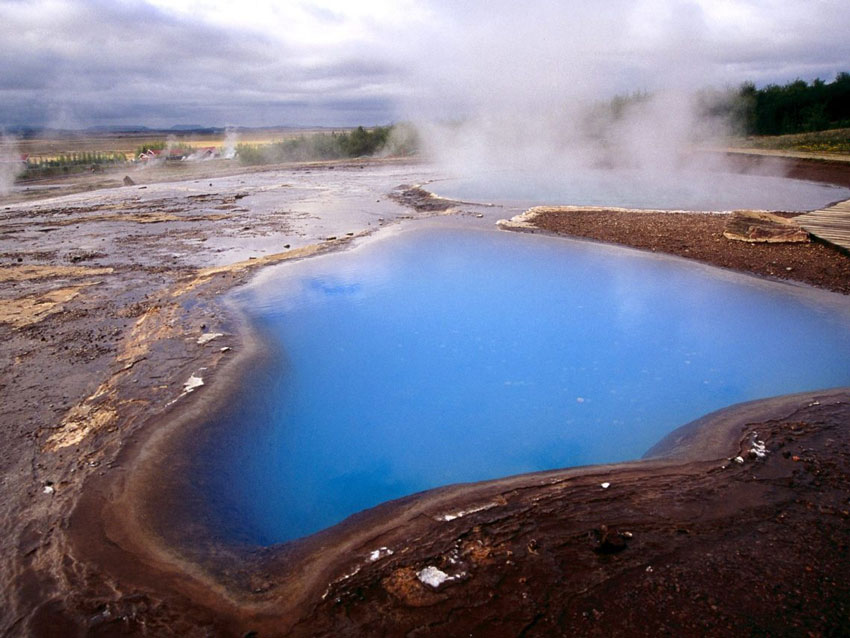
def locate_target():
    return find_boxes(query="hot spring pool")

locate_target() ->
[191,227,850,545]
[433,168,850,211]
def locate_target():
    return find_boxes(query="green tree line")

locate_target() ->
[739,73,850,135]
[236,124,418,166]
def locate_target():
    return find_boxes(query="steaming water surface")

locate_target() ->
[434,169,850,210]
[193,227,850,545]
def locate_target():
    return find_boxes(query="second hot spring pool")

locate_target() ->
[186,227,850,545]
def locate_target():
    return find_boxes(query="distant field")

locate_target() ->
[732,128,850,155]
[3,127,353,161]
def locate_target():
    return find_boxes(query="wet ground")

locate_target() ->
[0,158,476,635]
[1,155,849,636]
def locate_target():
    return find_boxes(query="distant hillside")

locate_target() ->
[3,124,348,139]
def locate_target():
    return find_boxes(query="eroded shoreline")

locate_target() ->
[3,156,850,636]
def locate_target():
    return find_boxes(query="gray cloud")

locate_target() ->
[399,0,850,191]
[0,0,403,127]
[0,0,848,129]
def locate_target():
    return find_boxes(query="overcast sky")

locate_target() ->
[1,0,848,129]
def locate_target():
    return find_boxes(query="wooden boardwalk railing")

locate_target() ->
[795,199,850,253]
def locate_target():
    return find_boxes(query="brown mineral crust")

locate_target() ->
[389,185,460,212]
[724,151,850,188]
[0,160,438,637]
[722,210,811,243]
[289,391,850,637]
[518,208,850,295]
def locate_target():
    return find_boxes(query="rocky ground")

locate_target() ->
[291,390,850,638]
[1,154,849,637]
[504,207,850,295]
[0,159,457,636]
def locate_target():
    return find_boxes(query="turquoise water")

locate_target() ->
[194,227,850,545]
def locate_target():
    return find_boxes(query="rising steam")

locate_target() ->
[402,2,762,192]
[221,128,238,160]
[0,134,24,196]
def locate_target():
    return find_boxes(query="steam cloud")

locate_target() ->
[401,2,775,191]
[221,128,239,160]
[0,135,24,196]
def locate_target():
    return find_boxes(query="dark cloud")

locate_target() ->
[0,0,401,127]
[1,0,848,129]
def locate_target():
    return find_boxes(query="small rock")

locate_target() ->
[592,525,628,554]
[369,547,394,562]
[183,374,204,393]
[723,211,809,243]
[417,566,450,588]
[122,175,135,186]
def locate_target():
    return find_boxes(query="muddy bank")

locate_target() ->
[292,388,850,637]
[501,206,850,295]
[53,379,850,637]
[723,150,850,188]
[70,387,850,637]
[2,155,850,636]
[0,160,450,635]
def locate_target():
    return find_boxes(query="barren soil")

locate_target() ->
[515,208,850,295]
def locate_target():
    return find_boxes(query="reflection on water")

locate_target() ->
[192,228,850,545]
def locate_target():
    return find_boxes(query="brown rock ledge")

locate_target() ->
[722,210,810,243]
[499,205,850,295]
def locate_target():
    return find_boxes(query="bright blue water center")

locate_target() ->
[196,228,850,545]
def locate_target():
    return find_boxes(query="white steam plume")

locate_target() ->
[222,128,238,160]
[0,135,25,196]
[402,1,756,187]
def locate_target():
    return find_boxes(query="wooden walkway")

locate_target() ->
[796,198,850,253]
